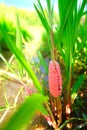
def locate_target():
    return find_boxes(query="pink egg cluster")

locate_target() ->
[48,60,62,97]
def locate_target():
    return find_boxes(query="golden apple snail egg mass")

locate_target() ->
[48,60,62,97]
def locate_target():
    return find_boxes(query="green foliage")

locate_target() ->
[0,53,15,73]
[40,31,50,57]
[0,4,33,51]
[57,0,85,102]
[57,0,87,106]
[34,0,87,116]
[0,0,87,129]
[16,13,23,77]
[0,26,43,94]
[71,74,85,103]
[38,51,48,74]
[77,15,87,56]
[3,94,48,130]
[34,3,50,34]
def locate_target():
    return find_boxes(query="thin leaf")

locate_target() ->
[38,51,48,74]
[16,13,23,77]
[0,69,19,80]
[3,86,9,107]
[0,106,15,112]
[51,0,54,19]
[46,0,51,12]
[34,4,50,33]
[46,0,54,28]
[82,113,87,119]
[37,0,46,17]
[0,53,15,73]
[83,10,87,15]
[0,26,43,94]
[71,74,85,104]
[57,0,77,43]
[0,107,7,112]
[3,94,48,130]
[16,13,22,51]
[37,0,50,30]
[77,0,87,23]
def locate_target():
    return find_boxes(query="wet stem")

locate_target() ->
[65,50,72,119]
[45,102,58,129]
[50,30,55,61]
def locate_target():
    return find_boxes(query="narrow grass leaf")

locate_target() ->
[71,74,85,104]
[82,113,87,119]
[16,13,23,77]
[37,0,46,17]
[16,13,22,51]
[34,4,50,33]
[0,26,43,94]
[77,0,87,23]
[57,0,76,43]
[0,107,7,112]
[38,51,48,74]
[0,53,15,73]
[46,0,51,12]
[83,11,87,15]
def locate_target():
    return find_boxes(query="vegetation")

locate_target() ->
[0,1,87,130]
[0,4,42,52]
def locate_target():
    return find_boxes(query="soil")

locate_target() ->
[27,72,87,130]
[0,61,87,130]
[27,113,54,130]
[0,71,87,130]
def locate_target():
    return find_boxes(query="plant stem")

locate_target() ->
[56,97,62,126]
[50,30,55,60]
[45,102,58,129]
[58,118,87,130]
[66,49,72,119]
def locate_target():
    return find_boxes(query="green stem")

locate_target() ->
[50,30,55,60]
[66,46,72,117]
[47,1,55,61]
[64,43,72,118]
[58,118,87,130]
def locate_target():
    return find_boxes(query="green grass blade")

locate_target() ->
[0,107,7,112]
[3,86,9,107]
[82,113,87,119]
[16,13,23,77]
[83,11,87,15]
[0,26,43,94]
[38,51,48,74]
[71,74,85,104]
[73,0,87,39]
[3,94,48,130]
[78,0,87,22]
[34,4,50,34]
[16,13,22,51]
[57,0,76,43]
[0,53,15,73]
[37,0,50,30]
[46,0,54,28]
[46,0,51,12]
[37,0,46,17]
[51,0,54,19]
